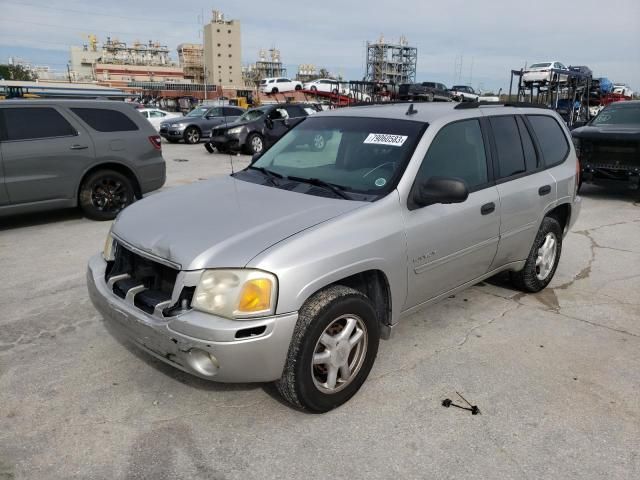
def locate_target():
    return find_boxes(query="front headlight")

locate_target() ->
[172,122,187,128]
[103,229,115,261]
[227,126,243,135]
[192,269,277,319]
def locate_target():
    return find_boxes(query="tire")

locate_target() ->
[271,87,279,94]
[510,216,563,292]
[183,126,200,144]
[332,88,338,95]
[204,142,215,154]
[310,133,327,151]
[276,285,380,412]
[246,133,264,155]
[295,84,302,91]
[310,86,318,92]
[427,93,434,102]
[79,169,135,221]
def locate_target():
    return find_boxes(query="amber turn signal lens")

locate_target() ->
[237,279,272,313]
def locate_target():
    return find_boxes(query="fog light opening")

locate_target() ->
[185,348,219,377]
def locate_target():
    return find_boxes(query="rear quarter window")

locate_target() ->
[71,108,139,132]
[526,115,569,167]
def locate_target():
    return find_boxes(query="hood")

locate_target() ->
[572,124,640,141]
[112,176,365,270]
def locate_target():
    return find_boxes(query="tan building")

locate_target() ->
[94,64,185,91]
[177,43,204,83]
[203,10,242,88]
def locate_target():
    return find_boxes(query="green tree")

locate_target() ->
[0,64,37,81]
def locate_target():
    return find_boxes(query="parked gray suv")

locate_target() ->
[159,105,245,144]
[87,102,581,411]
[0,100,166,220]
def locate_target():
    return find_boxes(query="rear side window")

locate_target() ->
[71,108,139,132]
[490,116,526,179]
[415,119,488,191]
[284,105,305,117]
[2,107,76,141]
[516,116,538,171]
[527,115,569,166]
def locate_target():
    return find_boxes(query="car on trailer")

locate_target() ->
[522,61,569,85]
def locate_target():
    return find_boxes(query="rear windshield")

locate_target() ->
[592,105,640,126]
[530,63,551,68]
[245,116,426,200]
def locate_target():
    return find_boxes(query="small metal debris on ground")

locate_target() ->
[442,391,481,415]
[173,158,189,162]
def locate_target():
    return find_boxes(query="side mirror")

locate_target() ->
[413,176,469,208]
[265,117,274,129]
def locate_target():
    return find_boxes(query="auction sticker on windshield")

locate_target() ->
[364,133,408,147]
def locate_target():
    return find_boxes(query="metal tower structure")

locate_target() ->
[365,35,417,84]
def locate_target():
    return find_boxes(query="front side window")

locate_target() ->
[277,79,289,83]
[71,108,138,132]
[527,115,570,166]
[490,116,526,178]
[186,106,209,117]
[2,107,76,141]
[246,116,425,199]
[238,108,266,122]
[414,119,488,192]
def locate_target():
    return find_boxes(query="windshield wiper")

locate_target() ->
[246,165,283,185]
[286,175,351,200]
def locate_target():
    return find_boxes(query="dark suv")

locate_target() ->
[0,100,165,220]
[205,103,319,155]
[159,105,245,145]
[398,82,452,102]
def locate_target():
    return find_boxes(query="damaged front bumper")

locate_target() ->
[87,254,298,383]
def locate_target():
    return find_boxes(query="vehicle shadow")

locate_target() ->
[0,208,86,231]
[579,182,640,203]
[101,318,260,394]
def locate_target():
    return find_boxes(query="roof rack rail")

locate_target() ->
[454,101,549,110]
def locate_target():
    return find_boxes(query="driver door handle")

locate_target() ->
[70,144,88,150]
[481,202,495,215]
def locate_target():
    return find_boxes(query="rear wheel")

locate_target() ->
[295,84,302,91]
[276,285,380,412]
[79,169,135,221]
[510,216,563,292]
[271,87,279,94]
[183,127,200,144]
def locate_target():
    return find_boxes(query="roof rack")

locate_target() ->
[454,101,549,110]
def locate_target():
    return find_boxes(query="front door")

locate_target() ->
[403,118,500,308]
[0,145,9,206]
[0,105,95,204]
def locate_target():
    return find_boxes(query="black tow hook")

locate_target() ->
[442,391,480,415]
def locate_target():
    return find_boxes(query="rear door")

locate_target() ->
[404,118,500,307]
[0,105,95,204]
[0,112,9,206]
[488,114,557,268]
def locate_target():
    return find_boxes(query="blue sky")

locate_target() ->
[1,0,639,93]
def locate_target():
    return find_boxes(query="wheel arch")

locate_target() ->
[76,162,142,204]
[298,269,394,340]
[545,202,571,235]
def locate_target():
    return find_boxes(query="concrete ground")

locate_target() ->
[0,143,638,480]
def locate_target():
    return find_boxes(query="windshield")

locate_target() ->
[592,105,640,126]
[186,106,208,117]
[247,116,426,199]
[238,108,267,122]
[530,63,551,69]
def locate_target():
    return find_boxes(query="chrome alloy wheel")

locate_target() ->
[251,135,263,153]
[312,134,325,150]
[311,315,368,393]
[536,232,558,281]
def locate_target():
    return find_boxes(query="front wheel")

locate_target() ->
[183,127,200,144]
[510,216,563,292]
[79,169,135,221]
[295,84,302,91]
[276,285,380,412]
[246,133,264,155]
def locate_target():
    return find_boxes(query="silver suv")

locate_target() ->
[87,102,581,412]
